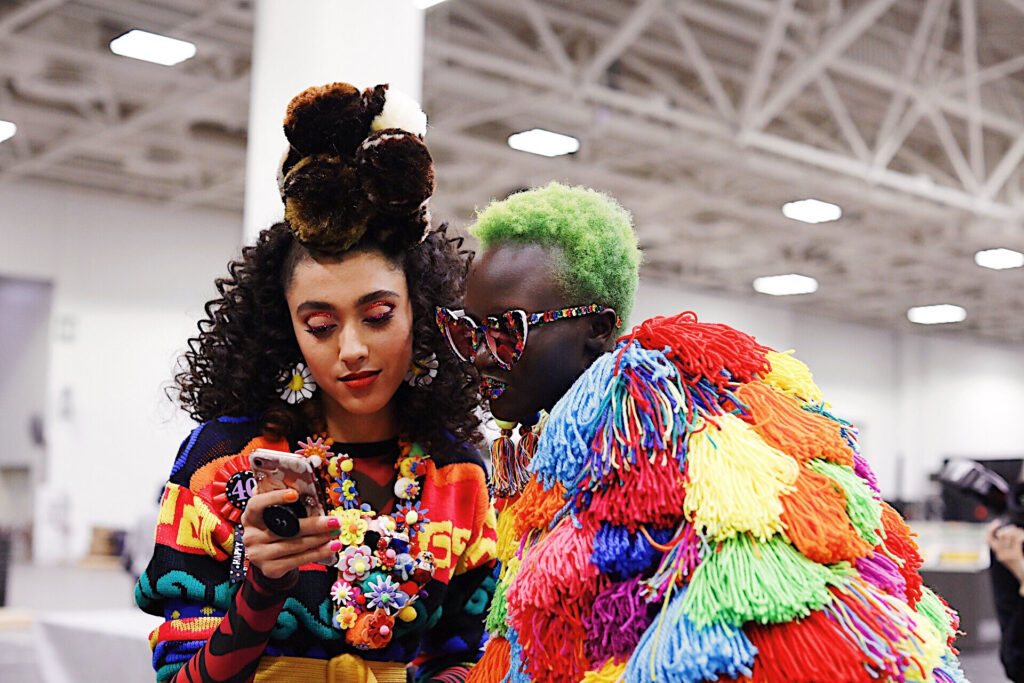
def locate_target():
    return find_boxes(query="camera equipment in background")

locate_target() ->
[937,457,1024,526]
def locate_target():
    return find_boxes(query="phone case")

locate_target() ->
[249,449,326,518]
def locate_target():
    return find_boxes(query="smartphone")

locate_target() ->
[249,449,326,520]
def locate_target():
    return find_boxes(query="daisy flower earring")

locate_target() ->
[404,353,438,388]
[280,361,317,404]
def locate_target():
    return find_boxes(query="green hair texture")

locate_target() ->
[470,182,641,329]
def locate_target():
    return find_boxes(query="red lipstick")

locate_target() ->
[340,370,381,389]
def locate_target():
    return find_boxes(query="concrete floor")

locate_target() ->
[0,562,1016,682]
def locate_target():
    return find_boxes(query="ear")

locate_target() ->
[584,308,619,356]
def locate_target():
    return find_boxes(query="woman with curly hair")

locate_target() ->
[135,82,496,683]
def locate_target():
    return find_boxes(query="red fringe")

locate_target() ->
[621,311,772,388]
[507,519,599,683]
[581,454,686,531]
[466,636,511,683]
[736,382,854,466]
[781,466,871,564]
[741,611,878,683]
[879,502,924,607]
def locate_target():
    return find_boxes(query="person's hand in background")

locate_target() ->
[988,521,1024,596]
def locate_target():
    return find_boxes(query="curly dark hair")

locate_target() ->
[174,222,480,464]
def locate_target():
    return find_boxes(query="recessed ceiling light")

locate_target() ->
[110,29,196,66]
[906,304,967,325]
[507,129,580,157]
[752,273,819,296]
[0,120,15,143]
[974,247,1024,270]
[414,0,449,8]
[782,198,842,224]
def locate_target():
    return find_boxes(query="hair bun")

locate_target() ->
[279,81,433,252]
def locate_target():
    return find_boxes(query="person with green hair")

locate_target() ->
[436,182,969,682]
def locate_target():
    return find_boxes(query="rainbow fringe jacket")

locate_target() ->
[471,312,969,683]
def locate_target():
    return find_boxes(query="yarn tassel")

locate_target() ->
[742,610,879,683]
[808,459,884,547]
[583,576,655,666]
[623,584,757,683]
[580,660,627,682]
[855,550,907,599]
[590,524,674,579]
[762,350,825,404]
[879,501,925,607]
[781,465,871,564]
[915,585,959,649]
[506,519,599,682]
[852,451,882,494]
[583,453,687,530]
[684,413,799,541]
[486,558,519,638]
[736,381,854,466]
[467,636,511,683]
[640,522,705,603]
[490,425,526,498]
[932,653,969,683]
[499,628,531,683]
[682,533,833,628]
[623,311,772,389]
[515,477,567,533]
[827,575,945,681]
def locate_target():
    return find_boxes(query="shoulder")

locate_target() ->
[167,416,264,486]
[427,441,488,490]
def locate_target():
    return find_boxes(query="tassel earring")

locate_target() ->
[489,414,541,498]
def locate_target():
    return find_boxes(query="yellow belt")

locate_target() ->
[255,654,407,683]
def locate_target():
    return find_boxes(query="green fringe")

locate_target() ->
[809,459,884,546]
[916,585,956,643]
[682,534,834,629]
[486,573,510,637]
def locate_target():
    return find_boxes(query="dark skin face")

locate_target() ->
[464,243,618,423]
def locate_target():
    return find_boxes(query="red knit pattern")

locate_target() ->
[620,311,771,388]
[780,465,871,564]
[736,382,854,466]
[879,502,924,607]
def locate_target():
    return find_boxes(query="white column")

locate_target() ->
[243,0,425,243]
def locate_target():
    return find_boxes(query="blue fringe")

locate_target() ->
[623,586,756,683]
[530,342,687,492]
[500,628,533,683]
[591,524,674,580]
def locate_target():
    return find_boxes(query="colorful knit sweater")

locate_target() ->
[135,417,497,682]
[470,312,969,683]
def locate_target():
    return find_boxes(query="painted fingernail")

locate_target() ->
[283,489,299,502]
[326,516,341,530]
[329,541,343,553]
[330,529,341,537]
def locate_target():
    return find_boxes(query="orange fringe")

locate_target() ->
[466,636,511,683]
[736,382,854,467]
[515,478,567,533]
[781,466,871,564]
[879,502,924,606]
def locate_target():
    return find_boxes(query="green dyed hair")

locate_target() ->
[470,182,641,329]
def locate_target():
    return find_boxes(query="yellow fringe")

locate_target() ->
[495,501,520,564]
[684,414,799,541]
[579,659,626,682]
[763,350,826,405]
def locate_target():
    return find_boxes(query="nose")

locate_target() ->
[337,325,368,366]
[472,339,494,371]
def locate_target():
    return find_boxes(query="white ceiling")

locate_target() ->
[1,0,1023,343]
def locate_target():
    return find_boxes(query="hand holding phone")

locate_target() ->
[239,450,339,580]
[249,450,325,537]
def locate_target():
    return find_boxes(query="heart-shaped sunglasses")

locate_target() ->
[435,304,614,371]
